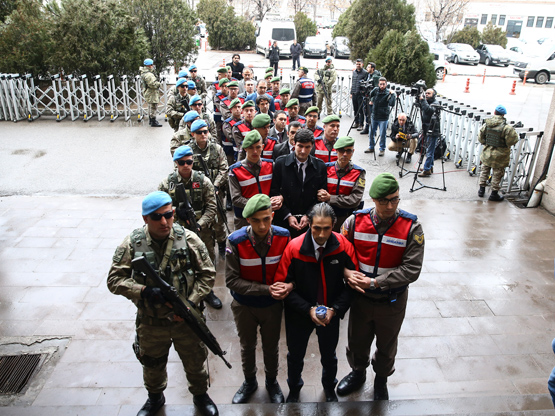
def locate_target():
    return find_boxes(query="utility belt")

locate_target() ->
[363,285,407,304]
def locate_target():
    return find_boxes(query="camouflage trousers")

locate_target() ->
[136,321,208,395]
[317,87,333,116]
[479,164,505,191]
[199,226,216,264]
[214,191,228,244]
[298,102,313,117]
[147,103,158,118]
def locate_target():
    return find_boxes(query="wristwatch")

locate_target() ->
[369,278,376,290]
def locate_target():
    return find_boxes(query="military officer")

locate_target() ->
[107,191,218,416]
[291,67,317,116]
[317,136,366,231]
[222,98,243,165]
[212,77,229,145]
[226,194,291,404]
[314,57,337,116]
[304,106,324,138]
[275,87,290,111]
[313,114,340,163]
[232,100,256,153]
[270,76,281,98]
[189,64,207,101]
[167,69,188,98]
[166,78,190,131]
[140,58,162,127]
[170,110,200,156]
[284,99,306,125]
[220,80,244,120]
[337,173,424,401]
[186,95,217,139]
[238,113,278,161]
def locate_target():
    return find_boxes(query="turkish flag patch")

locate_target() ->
[192,182,200,189]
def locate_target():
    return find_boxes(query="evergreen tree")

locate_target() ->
[294,12,317,44]
[332,4,351,38]
[481,22,507,47]
[448,25,481,48]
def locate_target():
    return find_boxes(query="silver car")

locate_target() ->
[447,43,480,65]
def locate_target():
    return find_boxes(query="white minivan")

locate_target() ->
[255,19,297,59]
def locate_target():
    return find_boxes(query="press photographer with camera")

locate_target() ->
[418,88,441,177]
[365,77,396,156]
[388,113,418,163]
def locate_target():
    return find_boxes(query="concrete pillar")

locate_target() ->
[537,89,555,213]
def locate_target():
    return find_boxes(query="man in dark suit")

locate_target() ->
[271,128,327,238]
[269,111,288,143]
[272,121,302,160]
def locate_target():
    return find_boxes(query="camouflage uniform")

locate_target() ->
[159,170,218,263]
[140,66,161,117]
[170,128,193,156]
[107,223,215,396]
[190,75,208,101]
[314,64,337,116]
[478,115,519,191]
[166,93,190,131]
[179,112,217,139]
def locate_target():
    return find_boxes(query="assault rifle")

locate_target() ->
[132,256,232,369]
[195,154,230,234]
[175,183,200,234]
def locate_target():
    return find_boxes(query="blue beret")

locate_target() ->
[191,119,208,132]
[189,64,197,71]
[173,145,193,161]
[183,111,199,123]
[144,59,153,66]
[495,105,507,115]
[142,191,172,215]
[177,70,188,78]
[189,95,202,106]
[176,78,187,88]
[187,80,197,90]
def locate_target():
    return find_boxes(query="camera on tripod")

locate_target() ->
[410,79,427,97]
[359,79,374,95]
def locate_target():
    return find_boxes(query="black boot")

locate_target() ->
[352,122,360,129]
[488,190,504,202]
[266,378,285,403]
[286,388,301,403]
[205,290,222,309]
[137,392,165,416]
[396,152,402,160]
[406,153,412,163]
[232,378,258,404]
[336,370,366,396]
[150,117,162,127]
[193,393,218,416]
[218,241,226,257]
[361,124,369,134]
[478,186,485,197]
[373,375,389,400]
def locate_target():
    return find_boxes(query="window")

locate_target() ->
[527,16,535,27]
[536,17,544,27]
[546,17,553,28]
[499,15,506,26]
[481,14,488,25]
[491,14,497,25]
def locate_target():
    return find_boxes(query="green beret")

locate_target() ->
[305,106,319,116]
[333,136,355,149]
[218,78,229,87]
[226,66,231,71]
[279,87,291,95]
[216,67,227,73]
[266,67,274,73]
[285,98,299,108]
[242,194,272,218]
[369,173,399,199]
[299,66,308,74]
[227,81,239,88]
[252,113,272,128]
[270,76,280,83]
[229,98,241,108]
[322,114,340,124]
[241,100,255,109]
[242,130,262,148]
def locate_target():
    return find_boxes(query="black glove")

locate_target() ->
[141,287,167,304]
[176,203,188,222]
[213,186,219,194]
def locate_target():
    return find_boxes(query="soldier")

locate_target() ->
[189,119,229,261]
[317,136,366,231]
[315,57,337,116]
[170,111,200,156]
[140,58,162,127]
[270,76,281,98]
[212,78,229,145]
[337,173,424,401]
[232,100,256,153]
[226,194,291,404]
[264,70,274,89]
[209,67,228,95]
[291,67,317,116]
[223,98,243,166]
[166,78,190,132]
[189,64,208,100]
[304,106,324,138]
[187,95,217,139]
[313,114,340,163]
[229,130,281,230]
[107,191,218,416]
[275,87,290,111]
[220,81,244,120]
[238,114,278,161]
[284,99,306,126]
[167,69,189,97]
[477,105,519,202]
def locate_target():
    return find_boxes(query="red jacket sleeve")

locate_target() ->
[274,240,293,283]
[337,233,359,271]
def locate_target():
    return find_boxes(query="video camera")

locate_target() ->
[410,79,427,97]
[359,79,374,95]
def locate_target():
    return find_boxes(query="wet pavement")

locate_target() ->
[1,193,555,414]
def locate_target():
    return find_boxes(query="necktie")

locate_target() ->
[317,246,325,305]
[298,162,304,183]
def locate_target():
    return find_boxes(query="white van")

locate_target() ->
[513,45,555,84]
[255,19,297,59]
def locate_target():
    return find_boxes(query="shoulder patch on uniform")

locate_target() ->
[357,178,366,188]
[414,233,424,245]
[112,246,126,263]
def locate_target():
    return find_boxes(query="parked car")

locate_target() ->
[475,44,510,66]
[303,36,327,58]
[330,36,350,59]
[428,41,455,63]
[433,53,450,80]
[513,45,555,84]
[447,43,480,65]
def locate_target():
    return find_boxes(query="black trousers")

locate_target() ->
[352,93,365,125]
[285,310,340,391]
[270,60,279,76]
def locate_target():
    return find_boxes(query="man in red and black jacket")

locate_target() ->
[274,202,357,403]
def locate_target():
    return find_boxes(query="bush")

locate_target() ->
[332,6,351,38]
[367,29,436,88]
[294,12,317,44]
[481,22,507,47]
[449,26,481,48]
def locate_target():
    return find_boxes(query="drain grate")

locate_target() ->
[0,354,43,394]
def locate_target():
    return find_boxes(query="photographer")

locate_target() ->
[350,59,367,129]
[418,89,441,177]
[365,77,395,156]
[388,113,418,163]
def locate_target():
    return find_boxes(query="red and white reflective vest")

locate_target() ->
[353,209,415,277]
[222,96,245,108]
[326,163,363,196]
[314,138,338,163]
[235,120,252,139]
[223,117,240,151]
[263,138,278,159]
[286,115,306,125]
[274,95,282,110]
[230,159,273,199]
[312,126,324,138]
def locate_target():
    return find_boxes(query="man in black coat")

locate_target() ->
[270,128,327,238]
[272,121,301,160]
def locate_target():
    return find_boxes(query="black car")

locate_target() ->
[330,36,350,59]
[302,36,327,58]
[476,44,510,66]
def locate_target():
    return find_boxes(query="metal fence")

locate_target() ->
[0,72,544,196]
